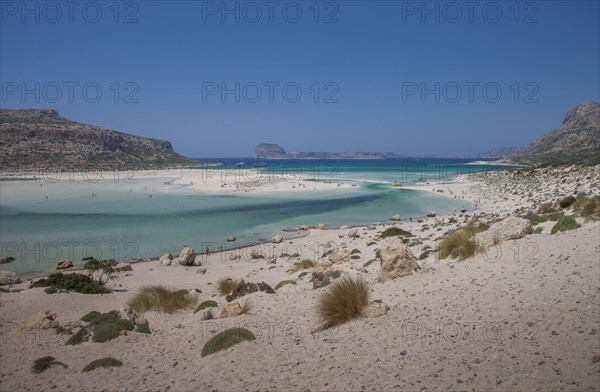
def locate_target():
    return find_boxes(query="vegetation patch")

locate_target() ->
[362,259,376,268]
[316,276,369,328]
[274,280,297,290]
[66,328,90,345]
[350,255,361,260]
[418,250,432,260]
[350,249,361,254]
[201,328,256,357]
[82,357,123,372]
[559,195,576,209]
[537,202,556,214]
[194,300,218,313]
[379,227,413,239]
[581,196,600,220]
[91,313,135,343]
[80,311,101,322]
[32,356,56,374]
[136,324,151,334]
[31,273,110,294]
[527,214,549,225]
[297,271,309,278]
[128,285,196,313]
[225,281,275,302]
[551,215,581,234]
[534,227,544,234]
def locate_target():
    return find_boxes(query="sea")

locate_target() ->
[0,158,512,276]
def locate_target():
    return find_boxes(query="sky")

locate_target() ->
[1,0,599,158]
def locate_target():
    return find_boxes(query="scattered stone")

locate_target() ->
[475,216,533,247]
[390,214,401,221]
[340,225,351,230]
[23,311,59,330]
[361,301,390,318]
[313,223,326,230]
[229,254,241,261]
[328,248,350,263]
[299,225,310,231]
[250,250,265,259]
[272,235,284,243]
[159,253,173,266]
[195,268,207,275]
[378,238,419,281]
[592,354,600,363]
[56,260,73,270]
[427,211,437,217]
[0,270,22,285]
[178,247,198,266]
[227,236,237,242]
[348,229,359,239]
[219,302,243,318]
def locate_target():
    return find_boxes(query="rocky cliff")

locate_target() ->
[0,109,199,170]
[255,143,386,159]
[512,101,600,166]
[477,147,526,159]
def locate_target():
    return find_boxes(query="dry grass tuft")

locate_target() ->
[437,229,482,261]
[316,276,369,328]
[216,278,240,296]
[288,259,315,273]
[128,285,196,313]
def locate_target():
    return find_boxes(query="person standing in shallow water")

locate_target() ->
[205,247,209,256]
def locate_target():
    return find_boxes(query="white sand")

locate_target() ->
[1,165,599,391]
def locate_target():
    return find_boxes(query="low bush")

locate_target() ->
[288,259,315,273]
[31,273,110,294]
[274,280,296,290]
[32,356,55,374]
[194,300,218,313]
[437,229,481,261]
[527,214,549,225]
[80,311,101,322]
[201,328,256,357]
[216,278,240,296]
[379,227,413,239]
[82,357,123,372]
[559,195,576,209]
[551,215,581,234]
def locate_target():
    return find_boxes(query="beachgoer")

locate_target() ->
[205,247,209,256]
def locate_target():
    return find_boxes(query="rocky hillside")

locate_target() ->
[0,109,199,170]
[477,146,526,159]
[512,101,600,166]
[255,143,386,159]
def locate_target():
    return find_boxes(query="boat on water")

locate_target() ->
[391,181,403,187]
[235,162,246,167]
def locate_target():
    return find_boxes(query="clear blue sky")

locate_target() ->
[1,1,599,157]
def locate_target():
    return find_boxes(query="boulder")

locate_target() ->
[115,262,133,272]
[225,281,275,302]
[475,216,533,247]
[159,253,173,266]
[299,225,310,231]
[390,214,401,221]
[427,211,437,217]
[250,250,265,259]
[328,248,350,263]
[340,225,351,230]
[0,270,22,285]
[23,310,59,330]
[378,238,419,281]
[272,235,283,244]
[282,228,298,232]
[348,229,359,239]
[229,254,241,261]
[219,302,243,318]
[361,301,390,318]
[56,260,73,270]
[0,256,15,264]
[313,223,326,230]
[178,247,197,266]
[227,236,237,242]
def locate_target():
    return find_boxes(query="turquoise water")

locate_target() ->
[0,159,508,276]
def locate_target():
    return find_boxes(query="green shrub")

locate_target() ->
[136,324,151,334]
[350,255,361,260]
[201,328,256,357]
[316,276,369,328]
[80,311,101,322]
[350,249,361,254]
[551,215,581,234]
[379,227,413,239]
[527,214,549,225]
[559,196,576,209]
[31,273,110,294]
[194,300,218,313]
[66,328,89,345]
[44,287,57,294]
[32,356,55,374]
[534,227,543,234]
[418,250,432,260]
[82,357,123,372]
[548,212,565,221]
[362,259,376,268]
[297,271,309,278]
[330,271,342,279]
[91,315,134,343]
[274,280,297,290]
[128,285,196,313]
[83,259,117,286]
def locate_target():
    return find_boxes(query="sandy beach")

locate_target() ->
[1,165,599,391]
